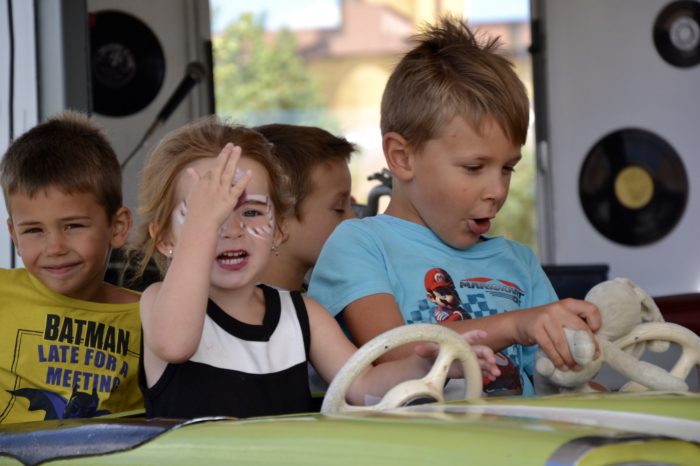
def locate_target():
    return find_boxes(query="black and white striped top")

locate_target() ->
[141,284,312,419]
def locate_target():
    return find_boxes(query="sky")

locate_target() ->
[209,0,529,33]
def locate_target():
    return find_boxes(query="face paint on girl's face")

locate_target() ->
[219,194,274,239]
[175,194,274,240]
[240,194,274,239]
[232,167,246,185]
[175,201,188,225]
[174,165,274,239]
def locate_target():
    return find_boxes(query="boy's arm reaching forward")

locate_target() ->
[344,293,600,372]
[305,297,499,405]
[308,217,600,375]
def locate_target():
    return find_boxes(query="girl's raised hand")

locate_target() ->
[183,143,252,230]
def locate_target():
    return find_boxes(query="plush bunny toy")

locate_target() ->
[535,277,700,393]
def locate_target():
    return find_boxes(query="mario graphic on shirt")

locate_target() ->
[424,268,470,322]
[423,267,523,395]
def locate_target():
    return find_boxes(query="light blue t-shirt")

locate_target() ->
[308,214,558,395]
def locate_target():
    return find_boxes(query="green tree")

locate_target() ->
[213,13,327,126]
[490,142,538,251]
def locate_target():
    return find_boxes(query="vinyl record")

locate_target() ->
[653,0,700,68]
[579,128,688,246]
[89,10,166,116]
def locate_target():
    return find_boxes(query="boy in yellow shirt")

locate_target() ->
[0,111,142,423]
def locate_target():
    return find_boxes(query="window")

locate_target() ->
[210,0,536,250]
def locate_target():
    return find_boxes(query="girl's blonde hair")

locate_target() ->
[129,116,293,280]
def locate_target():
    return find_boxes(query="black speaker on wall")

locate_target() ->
[531,0,700,296]
[87,0,213,214]
[86,0,212,289]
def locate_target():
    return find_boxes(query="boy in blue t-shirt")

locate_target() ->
[308,17,600,395]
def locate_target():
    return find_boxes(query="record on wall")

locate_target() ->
[89,10,166,116]
[578,128,689,246]
[653,0,700,68]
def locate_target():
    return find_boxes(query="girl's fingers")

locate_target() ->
[413,342,438,359]
[215,142,233,164]
[231,169,252,197]
[199,143,248,198]
[209,143,234,184]
[220,144,242,185]
[471,346,500,380]
[462,329,487,344]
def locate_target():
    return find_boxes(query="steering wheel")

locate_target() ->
[612,322,700,392]
[321,324,483,414]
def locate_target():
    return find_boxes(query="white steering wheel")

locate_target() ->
[321,324,483,414]
[612,322,700,392]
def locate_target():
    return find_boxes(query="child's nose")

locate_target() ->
[219,213,245,238]
[484,177,509,203]
[45,233,68,254]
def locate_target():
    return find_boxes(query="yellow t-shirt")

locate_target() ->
[0,268,143,423]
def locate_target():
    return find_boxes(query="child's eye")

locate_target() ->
[332,204,347,215]
[65,223,85,230]
[504,166,516,173]
[22,227,42,235]
[242,209,263,218]
[463,165,482,172]
[332,197,352,215]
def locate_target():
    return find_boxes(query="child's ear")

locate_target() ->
[383,132,414,181]
[7,218,20,256]
[276,217,290,245]
[109,207,132,248]
[149,223,175,257]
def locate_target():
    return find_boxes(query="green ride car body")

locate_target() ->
[1,391,699,465]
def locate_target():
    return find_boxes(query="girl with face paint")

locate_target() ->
[130,117,500,420]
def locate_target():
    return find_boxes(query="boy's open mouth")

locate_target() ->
[469,218,491,235]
